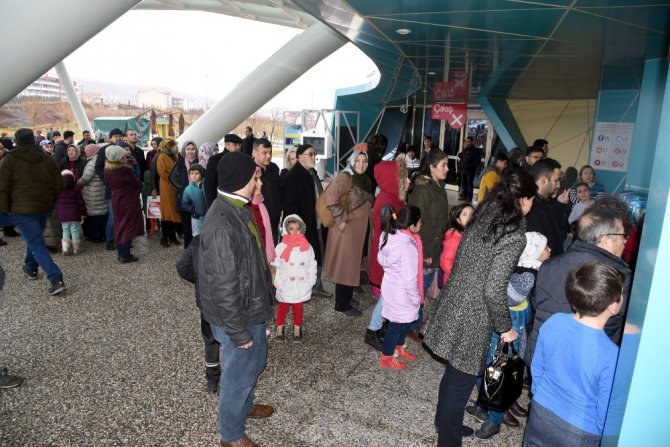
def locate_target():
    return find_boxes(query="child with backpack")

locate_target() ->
[56,169,87,255]
[272,214,317,341]
[377,204,423,370]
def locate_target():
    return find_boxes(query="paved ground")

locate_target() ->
[0,229,528,446]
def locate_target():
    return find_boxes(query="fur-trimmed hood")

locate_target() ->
[374,155,408,202]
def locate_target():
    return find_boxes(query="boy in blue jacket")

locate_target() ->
[181,164,207,236]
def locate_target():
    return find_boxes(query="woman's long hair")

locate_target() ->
[379,204,421,250]
[481,168,537,243]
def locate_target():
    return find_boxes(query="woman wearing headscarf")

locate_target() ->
[104,145,145,263]
[59,144,87,181]
[323,150,374,317]
[198,142,218,168]
[422,169,537,447]
[168,140,198,248]
[78,144,108,242]
[155,139,181,247]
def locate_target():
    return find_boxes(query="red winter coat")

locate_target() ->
[104,162,145,244]
[369,159,408,290]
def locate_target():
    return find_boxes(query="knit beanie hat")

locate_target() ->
[518,231,548,269]
[109,128,124,138]
[39,140,50,148]
[84,144,100,158]
[217,152,257,193]
[106,144,125,162]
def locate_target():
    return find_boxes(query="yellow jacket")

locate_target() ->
[477,169,501,204]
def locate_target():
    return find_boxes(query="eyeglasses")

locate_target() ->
[606,233,629,240]
[303,152,316,157]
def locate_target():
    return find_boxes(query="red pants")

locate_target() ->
[276,302,304,326]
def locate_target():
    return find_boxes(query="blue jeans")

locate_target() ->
[191,218,203,237]
[11,213,63,282]
[382,321,416,356]
[486,304,531,425]
[106,199,114,242]
[211,323,268,442]
[367,297,384,331]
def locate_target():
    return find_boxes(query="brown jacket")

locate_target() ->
[0,144,62,214]
[323,172,373,286]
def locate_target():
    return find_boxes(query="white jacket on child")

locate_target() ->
[273,243,317,303]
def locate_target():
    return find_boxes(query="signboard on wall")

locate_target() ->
[590,122,634,172]
[432,102,467,129]
[432,71,468,101]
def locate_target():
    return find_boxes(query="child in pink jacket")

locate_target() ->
[377,204,423,370]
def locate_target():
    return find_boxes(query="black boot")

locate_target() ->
[160,221,171,247]
[364,329,383,352]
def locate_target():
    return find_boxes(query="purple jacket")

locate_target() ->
[56,181,86,224]
[378,230,421,323]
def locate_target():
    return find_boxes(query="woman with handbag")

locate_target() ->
[323,150,373,317]
[422,169,537,447]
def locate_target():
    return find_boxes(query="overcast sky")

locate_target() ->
[58,10,378,111]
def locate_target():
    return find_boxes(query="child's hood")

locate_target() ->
[282,214,306,234]
[518,231,547,269]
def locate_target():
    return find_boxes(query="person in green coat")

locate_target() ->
[406,149,450,339]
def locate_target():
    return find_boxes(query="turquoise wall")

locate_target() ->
[602,61,670,447]
[478,95,528,151]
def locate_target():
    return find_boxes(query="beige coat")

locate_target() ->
[323,172,373,286]
[156,153,181,223]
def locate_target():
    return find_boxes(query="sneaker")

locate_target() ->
[47,278,66,296]
[0,374,23,389]
[474,421,501,440]
[106,241,115,251]
[394,346,417,361]
[118,255,139,264]
[465,405,488,423]
[336,307,361,317]
[293,326,303,342]
[379,353,406,370]
[23,268,38,281]
[275,325,285,342]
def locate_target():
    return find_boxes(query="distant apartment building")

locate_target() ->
[138,89,185,110]
[17,73,80,101]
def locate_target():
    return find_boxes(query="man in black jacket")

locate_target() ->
[241,126,256,156]
[282,144,330,297]
[525,207,632,365]
[198,152,274,447]
[125,130,146,177]
[205,133,242,208]
[54,130,75,166]
[526,158,570,255]
[252,138,282,244]
[457,136,483,202]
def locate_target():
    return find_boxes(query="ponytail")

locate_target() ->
[379,204,421,250]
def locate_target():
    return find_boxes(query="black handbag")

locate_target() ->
[476,341,525,412]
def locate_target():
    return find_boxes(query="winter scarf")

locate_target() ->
[252,193,276,262]
[280,233,310,262]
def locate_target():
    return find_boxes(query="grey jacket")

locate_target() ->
[197,194,273,346]
[78,154,107,216]
[422,201,526,376]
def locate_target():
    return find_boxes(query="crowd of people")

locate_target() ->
[0,127,638,447]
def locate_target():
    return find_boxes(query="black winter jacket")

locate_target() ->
[524,194,569,256]
[197,194,273,346]
[176,235,201,308]
[282,162,322,265]
[525,240,632,365]
[259,162,282,245]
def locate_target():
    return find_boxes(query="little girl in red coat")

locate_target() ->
[440,203,474,284]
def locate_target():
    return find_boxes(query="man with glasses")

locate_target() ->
[520,146,545,172]
[282,144,331,298]
[526,207,632,366]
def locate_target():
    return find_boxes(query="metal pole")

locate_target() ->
[55,61,92,133]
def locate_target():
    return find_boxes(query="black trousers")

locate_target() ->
[460,170,475,201]
[83,215,107,241]
[179,212,193,249]
[435,361,479,447]
[200,312,220,383]
[334,283,354,312]
[161,220,179,242]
